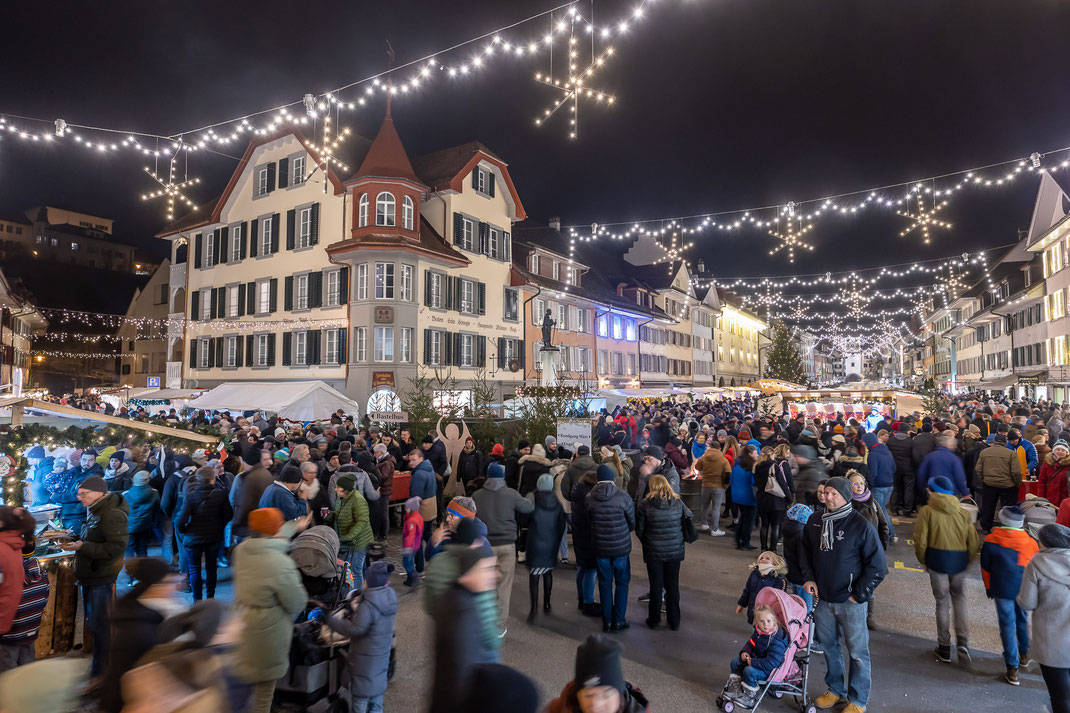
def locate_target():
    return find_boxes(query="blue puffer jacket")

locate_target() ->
[730,464,756,507]
[409,460,437,503]
[585,481,635,559]
[866,442,896,489]
[740,627,790,677]
[258,481,305,521]
[124,483,160,535]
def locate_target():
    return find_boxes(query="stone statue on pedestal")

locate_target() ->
[541,308,557,349]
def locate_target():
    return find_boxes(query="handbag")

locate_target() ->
[682,513,699,543]
[764,466,786,499]
[419,494,438,521]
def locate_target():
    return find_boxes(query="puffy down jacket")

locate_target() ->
[584,481,635,559]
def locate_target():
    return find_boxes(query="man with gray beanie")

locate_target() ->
[800,475,886,713]
[1017,523,1070,713]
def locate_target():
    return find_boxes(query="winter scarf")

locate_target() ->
[691,441,707,460]
[851,487,872,502]
[820,501,854,552]
[757,562,777,576]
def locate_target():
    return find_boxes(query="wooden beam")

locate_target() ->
[19,399,217,444]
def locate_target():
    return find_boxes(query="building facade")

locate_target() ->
[0,266,47,391]
[714,294,765,387]
[118,260,171,387]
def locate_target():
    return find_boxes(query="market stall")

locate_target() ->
[186,381,361,422]
[780,388,926,423]
[128,387,209,411]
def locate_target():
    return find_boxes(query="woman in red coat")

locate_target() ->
[1038,439,1070,505]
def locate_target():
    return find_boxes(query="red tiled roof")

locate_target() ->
[411,141,503,190]
[351,102,422,184]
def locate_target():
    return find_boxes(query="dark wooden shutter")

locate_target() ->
[471,169,480,190]
[477,282,486,315]
[477,336,486,366]
[517,339,525,369]
[271,214,280,253]
[424,271,433,306]
[444,276,454,310]
[282,333,292,366]
[340,266,350,303]
[487,172,495,197]
[246,335,254,365]
[269,278,278,313]
[237,284,246,316]
[191,290,201,322]
[423,329,432,364]
[216,288,225,320]
[286,209,296,250]
[212,229,222,265]
[453,278,463,312]
[452,213,463,245]
[189,339,198,368]
[267,334,276,366]
[194,233,203,268]
[308,330,321,365]
[235,337,244,367]
[478,222,489,255]
[217,228,227,264]
[206,337,215,367]
[214,337,224,367]
[284,276,294,311]
[310,203,320,246]
[209,288,218,320]
[497,337,506,369]
[240,222,248,259]
[246,282,256,314]
[249,219,259,257]
[443,332,454,366]
[503,232,511,262]
[337,328,347,364]
[278,157,289,188]
[266,162,276,192]
[314,271,325,307]
[453,333,463,366]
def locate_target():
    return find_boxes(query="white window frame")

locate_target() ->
[376,192,396,227]
[294,331,308,366]
[199,338,210,368]
[296,274,309,310]
[357,264,368,300]
[461,218,475,251]
[598,349,608,375]
[459,333,474,367]
[504,287,518,321]
[258,168,268,195]
[612,315,623,340]
[558,303,568,331]
[553,261,560,281]
[292,156,305,185]
[429,272,443,308]
[355,327,368,362]
[402,195,414,230]
[261,218,272,255]
[375,262,395,299]
[488,227,499,258]
[204,231,215,267]
[460,279,475,314]
[228,286,239,317]
[428,330,442,366]
[400,327,412,363]
[374,326,394,362]
[531,253,540,273]
[258,281,270,314]
[226,336,237,367]
[625,318,636,341]
[326,329,339,364]
[230,225,242,262]
[327,270,341,306]
[575,307,587,334]
[627,353,637,376]
[199,290,210,321]
[476,167,487,194]
[400,264,413,302]
[297,207,312,248]
[257,334,269,366]
[358,194,369,227]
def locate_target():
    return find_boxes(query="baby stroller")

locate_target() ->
[1020,496,1058,540]
[716,588,818,713]
[291,525,347,599]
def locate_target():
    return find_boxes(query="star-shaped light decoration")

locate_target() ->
[839,277,872,321]
[787,301,810,323]
[652,231,695,267]
[142,154,200,221]
[768,216,815,263]
[533,17,616,139]
[941,262,965,303]
[898,193,951,245]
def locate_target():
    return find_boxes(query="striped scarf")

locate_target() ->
[820,502,854,552]
[0,558,49,645]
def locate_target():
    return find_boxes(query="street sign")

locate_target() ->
[369,411,408,423]
[147,377,161,388]
[557,418,592,453]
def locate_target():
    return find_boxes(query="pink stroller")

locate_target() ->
[716,587,817,713]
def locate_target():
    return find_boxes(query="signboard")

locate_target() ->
[147,376,161,388]
[557,418,592,453]
[369,411,408,423]
[372,371,395,388]
[374,306,394,324]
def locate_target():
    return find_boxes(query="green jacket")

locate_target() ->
[232,536,307,682]
[333,489,373,553]
[75,492,129,586]
[913,492,980,574]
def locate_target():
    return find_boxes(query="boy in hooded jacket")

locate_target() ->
[980,505,1038,685]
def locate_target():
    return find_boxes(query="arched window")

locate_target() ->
[402,195,414,231]
[375,192,396,227]
[358,194,369,227]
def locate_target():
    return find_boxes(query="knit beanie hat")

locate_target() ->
[274,448,290,462]
[1054,439,1070,453]
[517,440,531,450]
[927,476,954,495]
[337,473,357,492]
[993,433,1008,445]
[824,476,852,503]
[25,445,45,459]
[79,475,107,494]
[487,462,505,479]
[545,435,557,448]
[133,470,151,486]
[490,444,504,456]
[537,473,555,492]
[574,634,626,693]
[423,434,436,445]
[460,664,541,713]
[1039,523,1070,549]
[596,464,616,482]
[365,561,395,589]
[248,507,285,536]
[447,497,477,519]
[786,503,813,525]
[531,443,547,459]
[405,496,422,512]
[717,429,728,439]
[279,464,304,484]
[997,505,1025,529]
[600,446,614,460]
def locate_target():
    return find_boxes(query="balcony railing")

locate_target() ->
[165,361,182,389]
[169,261,186,288]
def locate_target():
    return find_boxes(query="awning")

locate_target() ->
[187,381,360,421]
[982,374,1018,389]
[131,388,208,402]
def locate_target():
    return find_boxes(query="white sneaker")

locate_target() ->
[710,529,726,536]
[697,524,710,532]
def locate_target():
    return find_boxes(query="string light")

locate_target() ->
[897,191,951,245]
[142,153,201,220]
[767,215,815,263]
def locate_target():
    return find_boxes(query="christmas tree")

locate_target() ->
[764,320,808,386]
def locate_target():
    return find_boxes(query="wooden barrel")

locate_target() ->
[680,476,703,516]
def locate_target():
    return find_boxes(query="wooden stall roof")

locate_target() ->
[2,398,218,444]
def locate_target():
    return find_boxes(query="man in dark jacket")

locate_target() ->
[505,440,532,490]
[178,467,233,600]
[51,449,104,533]
[586,465,636,633]
[866,429,898,544]
[472,462,534,635]
[230,452,275,542]
[800,476,886,713]
[161,463,196,585]
[124,471,160,557]
[59,475,129,679]
[887,426,916,516]
[636,446,680,500]
[791,445,827,505]
[561,446,596,501]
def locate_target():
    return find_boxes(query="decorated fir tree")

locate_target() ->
[763,320,808,386]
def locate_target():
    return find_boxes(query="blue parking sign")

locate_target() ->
[147,377,160,388]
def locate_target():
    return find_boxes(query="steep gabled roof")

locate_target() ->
[350,103,422,184]
[411,141,526,220]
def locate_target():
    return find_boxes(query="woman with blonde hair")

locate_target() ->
[599,446,626,490]
[636,474,697,630]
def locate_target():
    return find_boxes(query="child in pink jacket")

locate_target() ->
[401,497,423,587]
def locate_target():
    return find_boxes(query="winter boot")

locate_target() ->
[934,644,952,663]
[725,674,742,696]
[1004,665,1019,686]
[814,692,847,709]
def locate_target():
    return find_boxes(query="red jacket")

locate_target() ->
[1038,453,1070,505]
[0,531,26,634]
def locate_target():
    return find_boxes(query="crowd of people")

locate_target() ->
[0,393,1067,713]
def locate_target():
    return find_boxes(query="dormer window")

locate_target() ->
[376,192,395,227]
[402,195,414,230]
[472,166,495,197]
[358,194,369,227]
[531,253,540,274]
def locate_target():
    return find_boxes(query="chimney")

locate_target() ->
[548,216,561,232]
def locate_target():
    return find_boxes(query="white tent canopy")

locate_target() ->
[187,381,360,422]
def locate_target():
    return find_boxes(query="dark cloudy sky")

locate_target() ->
[3,0,1070,279]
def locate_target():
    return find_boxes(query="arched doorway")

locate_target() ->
[718,377,725,387]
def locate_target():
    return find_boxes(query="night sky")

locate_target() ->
[4,0,1070,283]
